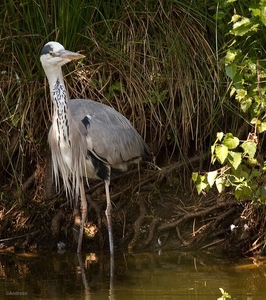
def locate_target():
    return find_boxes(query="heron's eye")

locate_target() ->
[49,51,55,57]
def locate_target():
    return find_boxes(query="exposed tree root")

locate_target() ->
[144,217,160,247]
[158,200,238,232]
[128,196,146,252]
[51,210,64,239]
[1,155,266,256]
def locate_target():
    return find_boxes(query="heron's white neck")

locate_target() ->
[44,65,65,93]
[46,66,71,148]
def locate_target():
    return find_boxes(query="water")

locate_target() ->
[0,250,266,300]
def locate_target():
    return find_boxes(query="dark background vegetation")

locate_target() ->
[0,0,265,254]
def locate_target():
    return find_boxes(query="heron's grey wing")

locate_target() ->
[69,99,150,166]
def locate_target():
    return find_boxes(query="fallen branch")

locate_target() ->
[212,207,236,228]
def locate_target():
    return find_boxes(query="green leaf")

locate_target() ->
[240,98,252,112]
[230,17,259,36]
[261,6,266,25]
[227,151,242,170]
[250,7,261,18]
[232,73,244,89]
[230,86,236,97]
[225,50,238,64]
[228,174,242,185]
[223,133,240,149]
[192,172,199,182]
[211,144,215,155]
[207,170,218,188]
[248,169,260,181]
[216,177,226,193]
[241,141,257,158]
[218,287,231,299]
[257,121,266,133]
[235,89,247,100]
[109,82,124,92]
[235,184,252,199]
[225,64,237,80]
[215,145,229,164]
[194,175,208,195]
[235,164,250,179]
[215,10,225,20]
[250,118,258,124]
[231,14,241,23]
[217,132,224,141]
[247,158,258,166]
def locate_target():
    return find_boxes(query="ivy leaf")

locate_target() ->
[227,151,242,170]
[241,141,257,158]
[207,170,218,188]
[215,145,228,164]
[223,133,240,149]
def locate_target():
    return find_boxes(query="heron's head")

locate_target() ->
[40,41,85,69]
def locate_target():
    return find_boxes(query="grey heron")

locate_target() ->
[40,41,151,254]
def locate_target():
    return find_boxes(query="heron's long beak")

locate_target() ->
[59,50,85,61]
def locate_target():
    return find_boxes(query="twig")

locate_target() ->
[0,230,40,243]
[176,226,188,245]
[158,200,238,232]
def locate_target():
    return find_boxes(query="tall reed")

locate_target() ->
[0,0,235,200]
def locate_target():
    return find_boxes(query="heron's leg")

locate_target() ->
[104,180,114,256]
[105,179,114,281]
[73,194,81,244]
[77,182,87,253]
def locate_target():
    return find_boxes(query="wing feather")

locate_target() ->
[69,99,150,168]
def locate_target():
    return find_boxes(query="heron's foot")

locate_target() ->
[84,222,98,238]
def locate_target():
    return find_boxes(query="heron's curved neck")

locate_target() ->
[44,64,64,90]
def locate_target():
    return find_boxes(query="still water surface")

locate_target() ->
[0,250,266,299]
